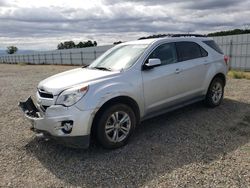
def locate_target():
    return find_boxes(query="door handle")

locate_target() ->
[175,68,182,74]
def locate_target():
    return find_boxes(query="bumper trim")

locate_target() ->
[34,129,90,148]
[19,96,40,118]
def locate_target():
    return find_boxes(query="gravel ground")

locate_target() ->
[0,64,250,187]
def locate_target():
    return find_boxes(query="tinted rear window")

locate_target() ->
[203,40,223,54]
[175,41,207,62]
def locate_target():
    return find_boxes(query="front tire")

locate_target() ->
[96,104,136,149]
[205,77,224,107]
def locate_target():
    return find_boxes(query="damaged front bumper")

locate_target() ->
[19,96,92,148]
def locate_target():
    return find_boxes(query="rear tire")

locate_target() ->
[96,104,136,149]
[205,77,224,107]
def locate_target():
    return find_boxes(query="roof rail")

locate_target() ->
[171,34,207,38]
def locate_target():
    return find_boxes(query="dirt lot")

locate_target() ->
[0,64,250,187]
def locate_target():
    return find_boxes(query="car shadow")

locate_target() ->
[24,98,250,187]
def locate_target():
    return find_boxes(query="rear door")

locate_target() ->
[174,41,209,98]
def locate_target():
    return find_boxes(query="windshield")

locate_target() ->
[89,44,148,71]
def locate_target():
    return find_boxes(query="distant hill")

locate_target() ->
[0,50,36,55]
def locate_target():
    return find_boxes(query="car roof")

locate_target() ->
[121,36,213,46]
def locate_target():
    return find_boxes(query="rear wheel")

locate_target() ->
[205,77,224,107]
[96,104,136,149]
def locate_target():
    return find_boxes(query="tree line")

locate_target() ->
[138,29,250,39]
[57,40,97,50]
[207,29,250,37]
[5,28,250,54]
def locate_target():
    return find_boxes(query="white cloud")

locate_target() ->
[0,0,249,50]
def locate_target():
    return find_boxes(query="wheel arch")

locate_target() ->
[90,96,141,140]
[206,72,226,94]
[213,73,226,86]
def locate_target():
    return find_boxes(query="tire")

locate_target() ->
[205,77,224,107]
[96,104,136,149]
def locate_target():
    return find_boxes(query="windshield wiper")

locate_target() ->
[82,65,89,68]
[92,66,112,71]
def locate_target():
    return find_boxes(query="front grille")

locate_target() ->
[38,89,53,99]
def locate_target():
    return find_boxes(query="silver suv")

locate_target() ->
[19,35,228,149]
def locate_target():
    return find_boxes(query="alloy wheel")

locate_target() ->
[105,111,131,143]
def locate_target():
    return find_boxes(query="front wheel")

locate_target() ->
[96,104,136,149]
[205,77,224,107]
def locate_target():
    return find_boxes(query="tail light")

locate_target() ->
[224,55,229,65]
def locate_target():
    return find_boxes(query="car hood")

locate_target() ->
[38,68,119,95]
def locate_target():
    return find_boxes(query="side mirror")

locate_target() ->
[143,58,161,70]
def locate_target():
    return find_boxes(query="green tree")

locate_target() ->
[57,41,76,50]
[59,40,97,49]
[57,42,64,50]
[6,46,18,54]
[76,42,85,48]
[76,40,97,48]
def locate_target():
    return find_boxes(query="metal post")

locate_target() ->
[44,54,47,64]
[52,53,55,65]
[60,52,63,64]
[80,51,84,65]
[229,39,233,70]
[94,50,97,59]
[38,54,41,64]
[235,35,240,71]
[33,54,35,64]
[27,55,30,64]
[70,52,72,65]
[239,35,243,71]
[245,34,249,71]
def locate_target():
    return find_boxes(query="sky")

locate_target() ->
[0,0,250,50]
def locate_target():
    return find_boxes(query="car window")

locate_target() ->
[176,41,207,62]
[200,46,208,57]
[89,44,148,71]
[203,40,223,54]
[148,43,177,65]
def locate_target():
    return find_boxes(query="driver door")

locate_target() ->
[142,42,185,115]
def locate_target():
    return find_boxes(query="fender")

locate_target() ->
[202,59,227,95]
[75,71,145,117]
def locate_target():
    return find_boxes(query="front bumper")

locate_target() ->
[19,97,93,148]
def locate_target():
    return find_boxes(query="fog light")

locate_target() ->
[61,120,73,134]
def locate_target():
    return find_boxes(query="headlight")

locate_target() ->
[56,85,89,107]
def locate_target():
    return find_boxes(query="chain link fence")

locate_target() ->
[212,33,250,71]
[1,34,250,71]
[0,45,113,66]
